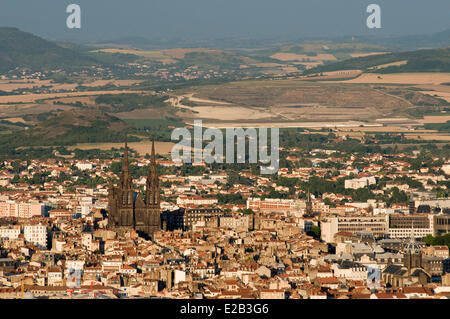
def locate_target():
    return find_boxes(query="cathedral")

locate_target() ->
[107,140,161,238]
[382,229,431,288]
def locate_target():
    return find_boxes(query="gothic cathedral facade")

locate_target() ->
[107,140,161,238]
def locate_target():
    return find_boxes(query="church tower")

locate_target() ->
[146,139,160,209]
[403,227,422,276]
[118,142,134,227]
[135,139,161,237]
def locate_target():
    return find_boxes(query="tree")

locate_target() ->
[110,161,122,175]
[240,208,254,215]
[307,226,321,239]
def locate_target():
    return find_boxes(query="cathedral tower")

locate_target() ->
[136,139,161,237]
[119,142,134,227]
[108,141,161,238]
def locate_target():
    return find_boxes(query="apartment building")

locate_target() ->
[247,198,306,213]
[219,215,250,230]
[344,176,376,189]
[388,214,434,239]
[176,195,218,206]
[0,200,43,218]
[0,225,21,240]
[321,216,387,243]
[23,224,47,248]
[434,214,450,236]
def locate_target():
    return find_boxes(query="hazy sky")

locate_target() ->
[1,0,449,42]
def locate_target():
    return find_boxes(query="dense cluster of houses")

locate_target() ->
[0,147,449,299]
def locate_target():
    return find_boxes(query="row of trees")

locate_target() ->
[424,234,450,248]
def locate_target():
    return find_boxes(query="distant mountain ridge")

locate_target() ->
[93,29,450,51]
[1,26,448,75]
[370,29,450,51]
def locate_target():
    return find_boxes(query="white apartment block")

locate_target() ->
[47,269,63,286]
[331,263,368,281]
[389,228,433,239]
[321,215,388,243]
[344,176,376,189]
[23,224,47,248]
[75,162,93,171]
[174,269,186,285]
[176,196,218,206]
[0,225,21,240]
[76,197,93,217]
[388,214,435,239]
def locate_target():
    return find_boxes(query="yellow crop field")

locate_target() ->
[93,48,178,64]
[338,73,450,85]
[270,53,337,62]
[349,52,390,58]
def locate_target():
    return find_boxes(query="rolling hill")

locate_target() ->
[0,109,138,147]
[0,27,115,73]
[304,47,450,75]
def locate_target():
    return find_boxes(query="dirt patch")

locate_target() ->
[68,141,175,156]
[417,115,450,124]
[174,80,414,123]
[404,134,450,141]
[3,117,26,124]
[304,70,362,80]
[368,60,408,71]
[338,73,450,85]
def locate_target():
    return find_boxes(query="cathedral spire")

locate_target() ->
[146,138,160,206]
[151,138,156,164]
[123,142,130,172]
[405,219,420,254]
[117,141,134,210]
[120,141,132,193]
[148,138,158,181]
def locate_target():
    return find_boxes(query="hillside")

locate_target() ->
[37,109,130,137]
[0,27,101,73]
[0,109,137,147]
[304,47,450,75]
